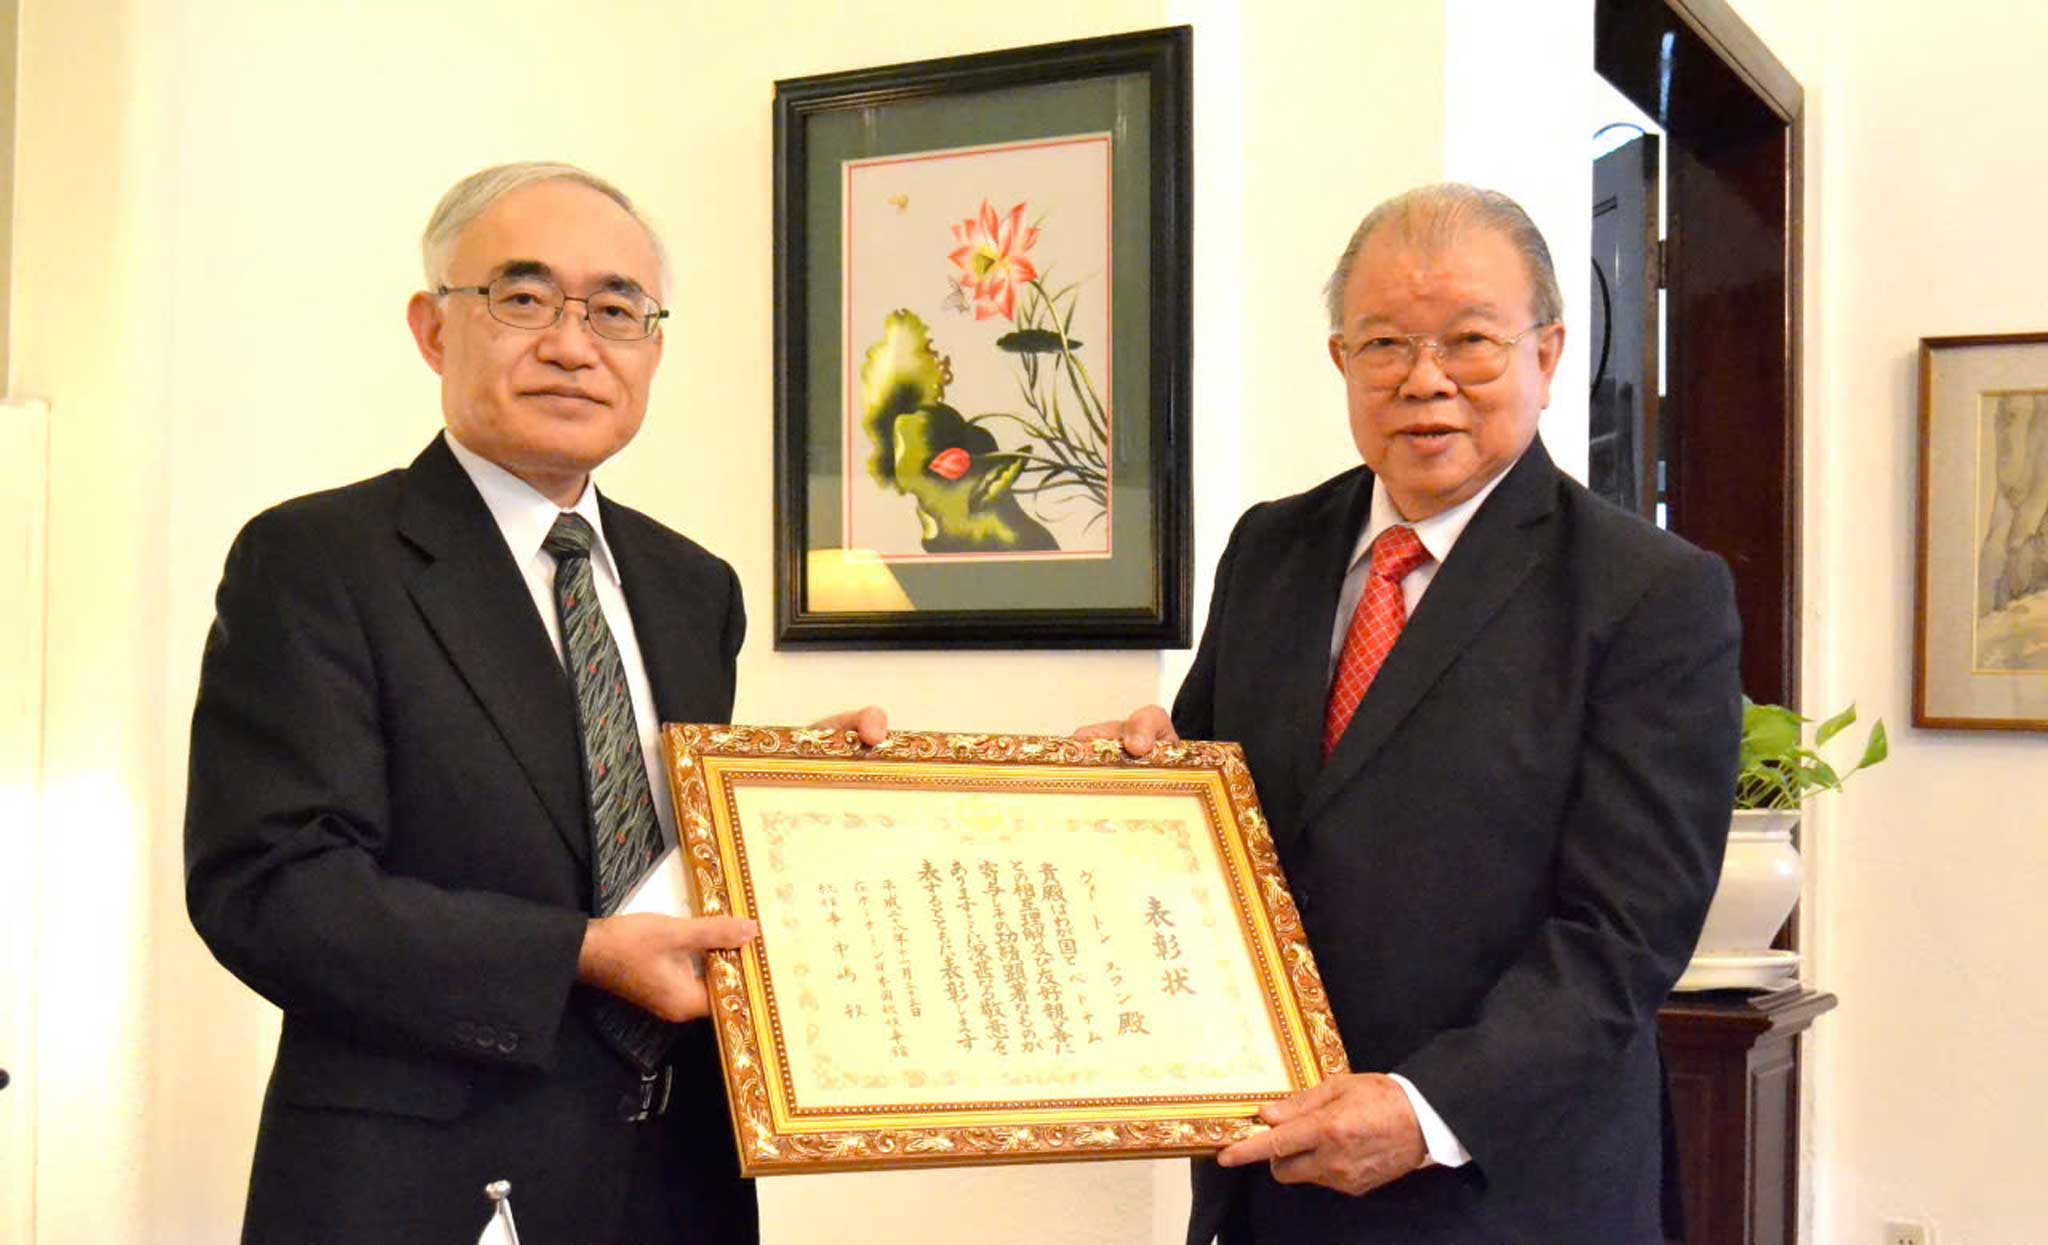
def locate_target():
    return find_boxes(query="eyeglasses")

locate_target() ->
[1338,323,1552,387]
[438,273,668,342]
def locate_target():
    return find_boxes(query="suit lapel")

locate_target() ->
[1267,471,1378,829]
[1300,442,1561,827]
[396,437,591,869]
[600,497,705,724]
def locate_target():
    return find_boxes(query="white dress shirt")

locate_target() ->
[444,432,682,869]
[1323,459,1521,1169]
[1326,465,1514,676]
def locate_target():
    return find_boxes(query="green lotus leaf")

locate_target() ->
[995,329,1081,354]
[889,405,1057,554]
[859,310,952,487]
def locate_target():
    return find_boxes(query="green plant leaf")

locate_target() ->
[1743,703,1803,762]
[1814,703,1857,747]
[1737,697,1887,808]
[1800,758,1842,791]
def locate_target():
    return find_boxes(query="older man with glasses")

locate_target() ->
[186,162,880,1244]
[1082,183,1742,1243]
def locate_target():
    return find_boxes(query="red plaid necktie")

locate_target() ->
[1323,525,1433,759]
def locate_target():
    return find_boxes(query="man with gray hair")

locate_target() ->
[186,162,879,1243]
[1082,183,1740,1241]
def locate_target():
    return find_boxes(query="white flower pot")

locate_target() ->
[1691,808,1803,955]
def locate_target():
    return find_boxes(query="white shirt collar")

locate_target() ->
[1350,454,1521,572]
[443,431,622,587]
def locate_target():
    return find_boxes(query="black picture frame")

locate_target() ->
[772,26,1192,649]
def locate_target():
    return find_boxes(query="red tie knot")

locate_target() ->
[1370,525,1431,584]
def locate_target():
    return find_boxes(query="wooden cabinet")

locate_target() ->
[1658,987,1836,1245]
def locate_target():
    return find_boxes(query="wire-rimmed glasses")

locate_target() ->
[438,273,668,342]
[1337,322,1553,387]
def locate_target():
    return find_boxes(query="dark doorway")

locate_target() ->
[1596,0,1802,709]
[1590,132,1662,520]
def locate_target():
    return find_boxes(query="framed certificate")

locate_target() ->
[662,724,1349,1175]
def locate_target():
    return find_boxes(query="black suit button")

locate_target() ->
[454,1020,476,1043]
[497,1032,520,1054]
[474,1024,496,1048]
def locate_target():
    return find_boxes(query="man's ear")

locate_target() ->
[406,291,447,375]
[1327,334,1347,376]
[1534,322,1566,410]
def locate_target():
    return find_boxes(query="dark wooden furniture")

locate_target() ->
[1659,987,1837,1245]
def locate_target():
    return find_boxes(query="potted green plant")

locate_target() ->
[1734,698,1889,811]
[1681,698,1887,989]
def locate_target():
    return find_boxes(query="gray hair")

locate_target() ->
[1322,183,1563,332]
[420,161,671,297]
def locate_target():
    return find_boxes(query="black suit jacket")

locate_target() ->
[185,436,754,1243]
[1176,442,1740,1244]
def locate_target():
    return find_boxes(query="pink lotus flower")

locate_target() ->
[947,200,1040,321]
[929,447,972,480]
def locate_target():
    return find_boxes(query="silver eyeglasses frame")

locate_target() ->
[437,275,669,342]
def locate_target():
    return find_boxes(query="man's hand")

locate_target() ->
[811,705,889,746]
[576,913,758,1022]
[1072,704,1179,757]
[1216,1072,1429,1197]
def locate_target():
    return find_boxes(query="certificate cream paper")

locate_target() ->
[730,781,1290,1109]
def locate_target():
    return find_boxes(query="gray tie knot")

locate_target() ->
[543,513,595,562]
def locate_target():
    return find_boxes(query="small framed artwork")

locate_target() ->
[1916,332,2048,730]
[771,27,1192,649]
[663,723,1348,1175]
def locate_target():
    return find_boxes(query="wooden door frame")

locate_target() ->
[1598,10,1811,1244]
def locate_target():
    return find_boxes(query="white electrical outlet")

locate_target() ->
[1883,1222,1928,1245]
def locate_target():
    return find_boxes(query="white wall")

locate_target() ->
[1445,0,1594,487]
[9,1,176,1239]
[5,1,1609,1241]
[0,399,49,1245]
[1225,5,1447,510]
[1728,2,2048,1242]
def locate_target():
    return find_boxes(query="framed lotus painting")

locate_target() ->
[771,27,1192,648]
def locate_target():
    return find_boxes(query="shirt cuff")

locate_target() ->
[1386,1072,1472,1169]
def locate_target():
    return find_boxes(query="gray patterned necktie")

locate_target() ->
[544,512,673,1073]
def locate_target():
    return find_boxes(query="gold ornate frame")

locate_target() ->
[663,724,1349,1175]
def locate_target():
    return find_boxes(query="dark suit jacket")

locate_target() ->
[185,436,755,1244]
[1176,441,1740,1244]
